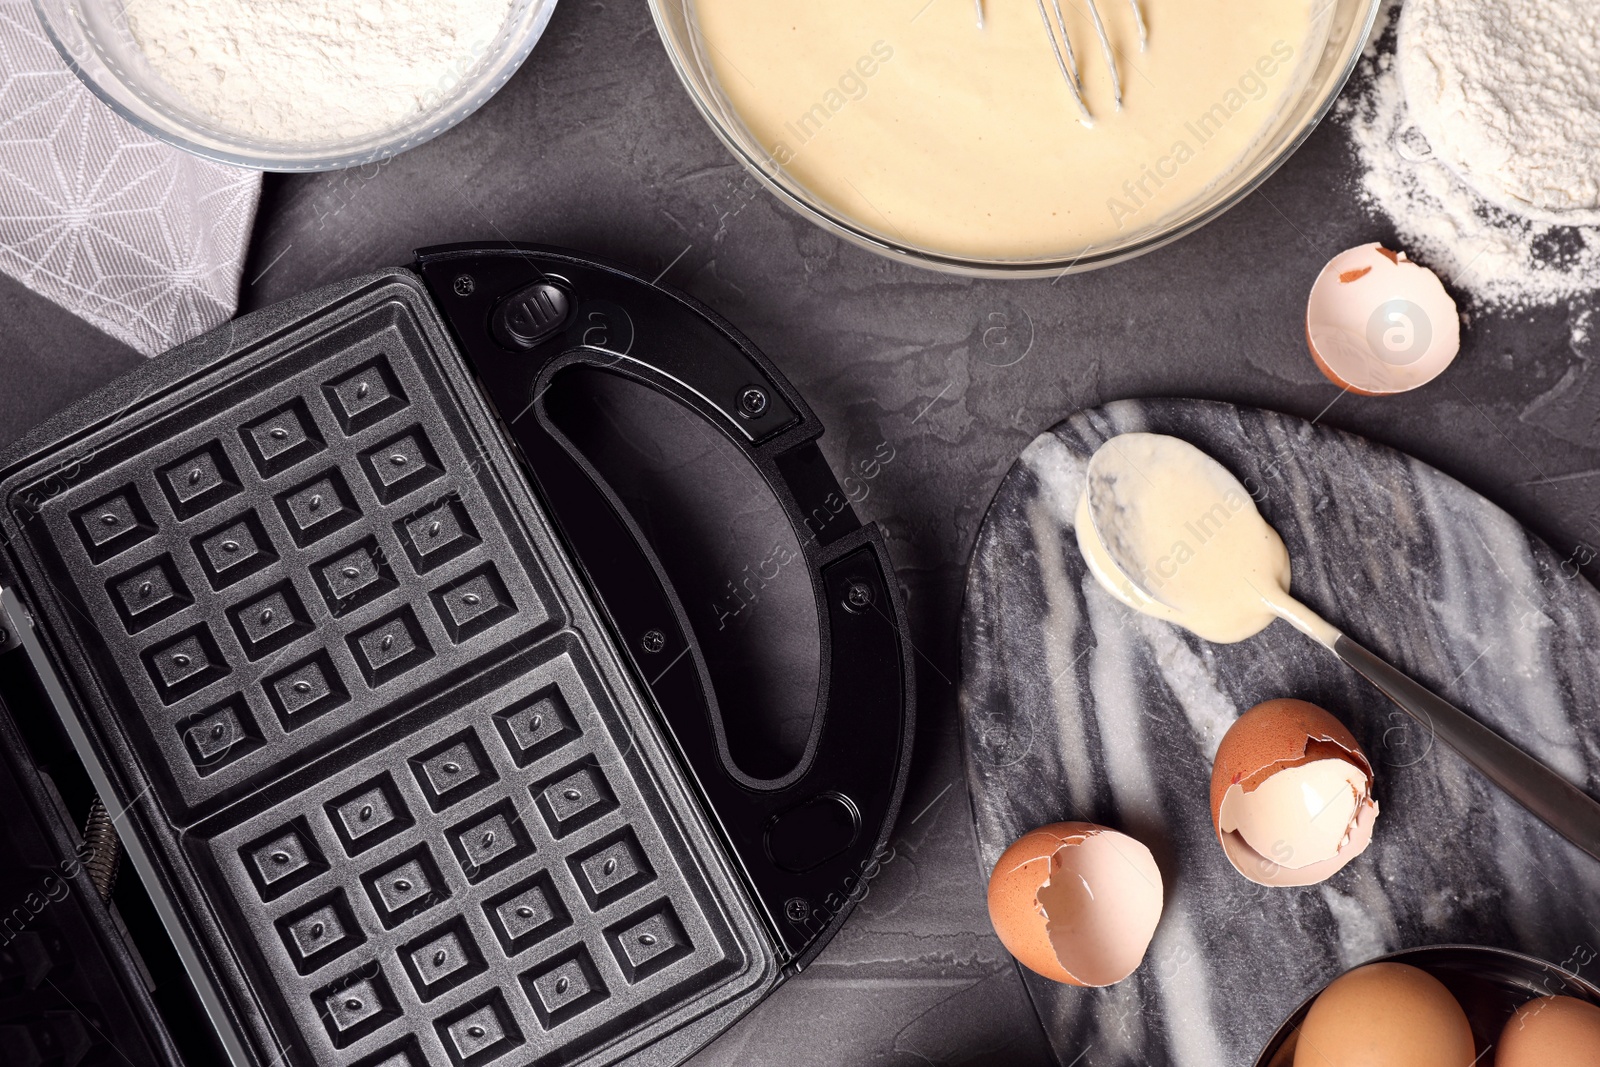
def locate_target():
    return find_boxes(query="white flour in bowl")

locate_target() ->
[1398,0,1600,225]
[1339,0,1600,311]
[125,0,515,143]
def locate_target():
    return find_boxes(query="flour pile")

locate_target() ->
[1398,0,1600,224]
[125,0,515,144]
[1339,0,1600,310]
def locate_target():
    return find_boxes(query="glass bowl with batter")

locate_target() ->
[649,0,1381,276]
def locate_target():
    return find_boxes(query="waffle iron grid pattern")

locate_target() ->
[35,301,556,819]
[11,286,761,1066]
[206,644,743,1067]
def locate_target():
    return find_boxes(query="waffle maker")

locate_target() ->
[0,244,914,1067]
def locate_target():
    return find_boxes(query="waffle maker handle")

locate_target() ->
[415,245,914,966]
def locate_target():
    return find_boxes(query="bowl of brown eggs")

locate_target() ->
[1256,944,1600,1066]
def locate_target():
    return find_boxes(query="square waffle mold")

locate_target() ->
[203,645,746,1066]
[31,296,560,817]
[0,274,769,1067]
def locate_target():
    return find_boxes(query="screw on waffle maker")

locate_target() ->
[0,245,914,1067]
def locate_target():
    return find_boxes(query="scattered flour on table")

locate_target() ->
[1338,0,1600,313]
[125,0,515,143]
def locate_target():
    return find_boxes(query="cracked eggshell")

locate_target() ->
[986,822,1164,987]
[1497,996,1600,1065]
[1306,243,1460,395]
[1209,699,1379,887]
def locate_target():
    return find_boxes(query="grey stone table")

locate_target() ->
[2,0,1597,1063]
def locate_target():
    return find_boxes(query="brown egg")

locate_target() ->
[1210,700,1379,886]
[986,822,1163,987]
[1497,995,1600,1065]
[1294,962,1476,1066]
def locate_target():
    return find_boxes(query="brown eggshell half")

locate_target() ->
[1210,699,1378,886]
[1305,242,1460,396]
[1208,700,1370,824]
[1218,793,1378,887]
[986,822,1164,987]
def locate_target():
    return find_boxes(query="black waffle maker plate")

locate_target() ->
[0,245,913,1067]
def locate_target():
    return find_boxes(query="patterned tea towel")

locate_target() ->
[0,0,260,356]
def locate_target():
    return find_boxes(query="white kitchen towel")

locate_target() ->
[0,0,260,357]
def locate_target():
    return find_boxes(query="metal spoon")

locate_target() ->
[1084,437,1600,862]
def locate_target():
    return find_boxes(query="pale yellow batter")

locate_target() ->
[693,0,1323,259]
[1073,433,1343,647]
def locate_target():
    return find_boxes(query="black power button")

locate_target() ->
[492,281,572,351]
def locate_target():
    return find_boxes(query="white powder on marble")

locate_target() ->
[1319,883,1396,968]
[1574,308,1593,346]
[1339,0,1600,311]
[125,0,515,143]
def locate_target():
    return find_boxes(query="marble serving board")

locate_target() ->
[957,398,1600,1067]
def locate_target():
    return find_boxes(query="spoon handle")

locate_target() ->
[1334,635,1600,861]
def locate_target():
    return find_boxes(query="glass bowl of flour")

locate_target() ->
[31,0,558,170]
